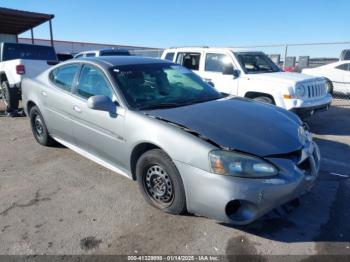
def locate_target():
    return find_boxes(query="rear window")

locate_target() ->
[2,43,57,61]
[336,63,350,71]
[100,50,130,56]
[164,52,175,61]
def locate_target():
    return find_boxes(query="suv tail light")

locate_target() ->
[16,64,25,75]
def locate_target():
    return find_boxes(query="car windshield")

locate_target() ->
[111,63,223,110]
[235,52,280,74]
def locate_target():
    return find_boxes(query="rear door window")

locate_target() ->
[50,64,80,92]
[176,52,201,70]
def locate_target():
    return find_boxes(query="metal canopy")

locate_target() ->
[0,7,54,35]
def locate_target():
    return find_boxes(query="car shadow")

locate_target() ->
[305,103,350,136]
[219,137,350,245]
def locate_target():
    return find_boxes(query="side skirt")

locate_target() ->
[52,136,132,180]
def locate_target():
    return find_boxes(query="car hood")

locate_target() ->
[245,72,323,85]
[145,98,303,157]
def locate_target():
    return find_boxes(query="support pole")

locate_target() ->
[283,44,288,69]
[31,29,34,44]
[49,19,54,47]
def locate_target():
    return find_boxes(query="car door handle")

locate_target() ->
[73,105,82,113]
[203,78,212,82]
[41,91,47,97]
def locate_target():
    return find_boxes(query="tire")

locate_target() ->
[325,79,334,95]
[0,81,19,111]
[253,96,274,104]
[136,149,187,215]
[29,105,55,146]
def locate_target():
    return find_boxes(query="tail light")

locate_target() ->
[16,64,25,75]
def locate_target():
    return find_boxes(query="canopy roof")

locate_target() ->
[0,7,54,35]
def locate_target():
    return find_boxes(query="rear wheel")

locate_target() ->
[0,81,19,111]
[29,105,55,146]
[136,149,187,215]
[253,96,274,104]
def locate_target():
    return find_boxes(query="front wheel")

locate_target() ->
[136,149,187,215]
[29,105,55,146]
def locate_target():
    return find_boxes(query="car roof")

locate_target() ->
[73,56,169,68]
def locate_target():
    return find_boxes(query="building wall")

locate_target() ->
[18,37,155,55]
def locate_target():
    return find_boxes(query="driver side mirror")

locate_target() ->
[87,95,117,113]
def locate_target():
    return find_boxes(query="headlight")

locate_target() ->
[295,84,306,98]
[209,150,278,178]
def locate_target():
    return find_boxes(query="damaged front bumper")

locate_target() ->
[175,142,320,225]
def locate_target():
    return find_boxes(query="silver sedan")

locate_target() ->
[22,56,320,225]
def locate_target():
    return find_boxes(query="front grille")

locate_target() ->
[306,83,326,98]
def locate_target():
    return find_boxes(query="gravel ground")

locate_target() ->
[0,101,349,260]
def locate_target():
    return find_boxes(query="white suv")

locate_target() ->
[161,47,332,118]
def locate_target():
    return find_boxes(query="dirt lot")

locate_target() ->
[0,100,349,259]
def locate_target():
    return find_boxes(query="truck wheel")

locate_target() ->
[253,96,274,105]
[29,105,55,146]
[0,81,19,111]
[136,149,187,215]
[325,79,334,95]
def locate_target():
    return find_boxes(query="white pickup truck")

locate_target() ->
[0,42,58,115]
[161,47,332,118]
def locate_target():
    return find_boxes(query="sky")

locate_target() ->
[1,0,349,57]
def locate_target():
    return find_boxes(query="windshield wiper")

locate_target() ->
[189,96,221,105]
[138,102,183,110]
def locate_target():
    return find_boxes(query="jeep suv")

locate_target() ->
[162,47,332,118]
